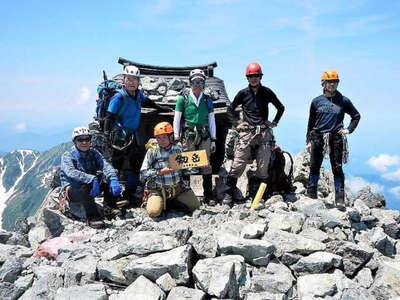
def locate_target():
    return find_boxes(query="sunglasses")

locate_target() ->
[325,80,339,84]
[246,74,261,79]
[191,80,205,86]
[76,137,91,143]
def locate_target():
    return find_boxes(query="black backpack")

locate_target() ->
[265,146,296,197]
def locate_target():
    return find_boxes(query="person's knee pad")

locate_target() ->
[146,195,163,218]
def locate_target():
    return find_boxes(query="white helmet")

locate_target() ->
[71,126,91,141]
[189,69,206,82]
[123,65,141,78]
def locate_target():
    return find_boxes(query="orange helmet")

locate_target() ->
[154,122,173,136]
[321,69,339,81]
[245,62,263,76]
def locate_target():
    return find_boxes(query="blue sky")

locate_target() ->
[1,0,400,207]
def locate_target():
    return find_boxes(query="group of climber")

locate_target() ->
[59,62,360,228]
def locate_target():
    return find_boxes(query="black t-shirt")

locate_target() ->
[229,85,285,126]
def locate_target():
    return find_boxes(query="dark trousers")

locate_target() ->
[68,185,101,220]
[308,131,344,193]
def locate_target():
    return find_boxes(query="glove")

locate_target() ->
[90,178,101,198]
[306,143,312,153]
[109,176,122,196]
[339,128,350,135]
[211,141,216,153]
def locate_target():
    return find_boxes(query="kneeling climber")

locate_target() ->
[60,126,122,228]
[140,122,200,218]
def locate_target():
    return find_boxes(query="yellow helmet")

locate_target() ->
[154,122,173,137]
[321,69,339,81]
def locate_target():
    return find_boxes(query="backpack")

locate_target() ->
[265,146,296,197]
[95,80,125,130]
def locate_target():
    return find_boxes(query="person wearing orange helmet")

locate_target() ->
[306,70,360,210]
[140,122,200,218]
[224,62,285,205]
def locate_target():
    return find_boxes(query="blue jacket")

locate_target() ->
[60,146,117,189]
[306,91,360,142]
[107,88,146,133]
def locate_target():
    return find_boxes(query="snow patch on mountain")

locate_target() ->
[0,150,39,228]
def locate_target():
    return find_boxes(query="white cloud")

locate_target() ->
[346,175,384,194]
[389,186,400,200]
[367,154,400,173]
[77,87,91,105]
[14,122,27,133]
[382,169,400,181]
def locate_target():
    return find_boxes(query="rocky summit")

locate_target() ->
[0,152,399,300]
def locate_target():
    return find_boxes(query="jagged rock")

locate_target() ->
[0,244,31,264]
[192,255,248,298]
[28,223,51,249]
[97,256,132,285]
[353,199,371,216]
[118,275,166,300]
[6,232,30,247]
[249,260,295,295]
[0,282,24,300]
[14,274,34,291]
[302,215,324,230]
[188,233,218,258]
[30,266,64,300]
[367,227,396,257]
[0,231,12,244]
[354,268,374,289]
[169,78,187,91]
[166,287,206,300]
[356,186,385,208]
[369,258,400,299]
[293,182,306,194]
[281,253,302,266]
[299,227,330,242]
[41,208,67,236]
[122,245,193,284]
[290,197,326,216]
[244,291,286,300]
[55,283,108,300]
[263,229,326,257]
[240,223,267,239]
[326,240,374,276]
[297,273,337,298]
[0,257,23,283]
[62,255,98,286]
[268,212,305,233]
[264,195,285,208]
[118,231,186,256]
[13,218,30,235]
[217,232,275,266]
[268,201,289,212]
[382,222,400,239]
[155,273,176,292]
[291,251,342,276]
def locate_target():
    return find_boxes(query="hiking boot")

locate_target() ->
[116,199,130,209]
[204,195,217,206]
[87,217,105,229]
[335,191,346,211]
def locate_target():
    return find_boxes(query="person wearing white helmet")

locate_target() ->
[103,65,173,206]
[173,68,217,206]
[60,126,122,228]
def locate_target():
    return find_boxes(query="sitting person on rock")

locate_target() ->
[60,126,122,228]
[140,122,200,218]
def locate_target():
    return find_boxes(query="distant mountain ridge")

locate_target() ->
[0,143,71,230]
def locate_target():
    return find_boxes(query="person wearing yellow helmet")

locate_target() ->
[306,70,361,210]
[140,122,200,218]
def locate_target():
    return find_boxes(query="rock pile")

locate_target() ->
[0,152,399,300]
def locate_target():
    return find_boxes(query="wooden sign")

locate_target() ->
[169,150,209,170]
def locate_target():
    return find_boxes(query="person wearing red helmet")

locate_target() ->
[306,70,360,211]
[223,62,285,205]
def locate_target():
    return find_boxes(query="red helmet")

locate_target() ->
[245,62,263,76]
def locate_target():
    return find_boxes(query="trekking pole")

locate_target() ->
[250,183,267,210]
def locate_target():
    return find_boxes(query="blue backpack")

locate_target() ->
[95,80,124,130]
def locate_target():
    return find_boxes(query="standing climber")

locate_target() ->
[60,126,122,228]
[223,62,285,205]
[103,65,172,207]
[306,70,361,210]
[140,122,200,218]
[173,69,217,206]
